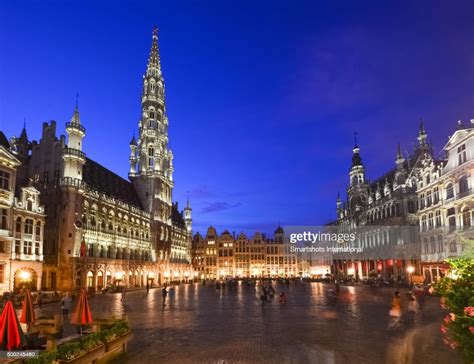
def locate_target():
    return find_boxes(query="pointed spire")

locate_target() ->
[130,132,137,146]
[418,118,427,145]
[351,132,362,167]
[19,119,28,142]
[419,118,425,133]
[146,26,161,75]
[70,96,81,125]
[186,191,190,209]
[396,142,402,158]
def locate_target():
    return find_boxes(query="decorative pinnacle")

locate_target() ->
[354,131,358,147]
[75,93,79,110]
[419,118,426,134]
[396,142,402,159]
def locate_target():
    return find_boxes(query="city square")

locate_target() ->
[36,282,458,363]
[0,1,473,363]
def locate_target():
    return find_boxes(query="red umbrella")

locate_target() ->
[0,300,26,350]
[71,290,93,329]
[20,289,36,331]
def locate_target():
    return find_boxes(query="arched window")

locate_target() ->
[459,176,469,195]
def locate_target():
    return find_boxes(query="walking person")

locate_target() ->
[162,285,168,306]
[60,293,72,320]
[389,290,402,328]
[146,282,150,294]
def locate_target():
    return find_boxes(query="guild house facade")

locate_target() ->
[192,227,298,279]
[0,132,45,293]
[8,28,193,292]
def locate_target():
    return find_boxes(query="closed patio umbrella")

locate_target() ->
[71,289,93,334]
[20,289,36,332]
[0,300,26,350]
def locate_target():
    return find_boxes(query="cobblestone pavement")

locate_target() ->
[41,282,462,364]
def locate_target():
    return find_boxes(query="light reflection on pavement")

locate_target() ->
[81,282,461,364]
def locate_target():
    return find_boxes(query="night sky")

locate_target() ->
[0,1,473,235]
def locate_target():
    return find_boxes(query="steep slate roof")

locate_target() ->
[83,158,143,209]
[0,132,10,148]
[171,203,185,228]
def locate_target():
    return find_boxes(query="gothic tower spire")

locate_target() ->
[131,26,174,228]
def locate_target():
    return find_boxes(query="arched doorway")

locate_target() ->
[87,271,94,289]
[97,271,104,289]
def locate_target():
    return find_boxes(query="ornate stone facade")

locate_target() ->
[8,28,193,292]
[0,132,44,293]
[417,120,474,282]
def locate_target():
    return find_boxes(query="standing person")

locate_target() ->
[146,282,150,294]
[389,291,402,328]
[414,285,425,309]
[268,284,275,300]
[168,286,175,301]
[60,293,72,320]
[121,286,126,303]
[162,285,168,305]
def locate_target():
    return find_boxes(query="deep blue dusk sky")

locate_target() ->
[1,1,473,235]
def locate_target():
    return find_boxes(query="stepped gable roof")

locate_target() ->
[83,158,143,209]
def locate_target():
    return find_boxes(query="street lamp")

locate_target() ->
[19,270,31,291]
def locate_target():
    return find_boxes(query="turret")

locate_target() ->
[63,99,86,180]
[184,194,192,234]
[129,134,137,176]
[349,133,365,187]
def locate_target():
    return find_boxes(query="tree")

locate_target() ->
[436,258,474,362]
